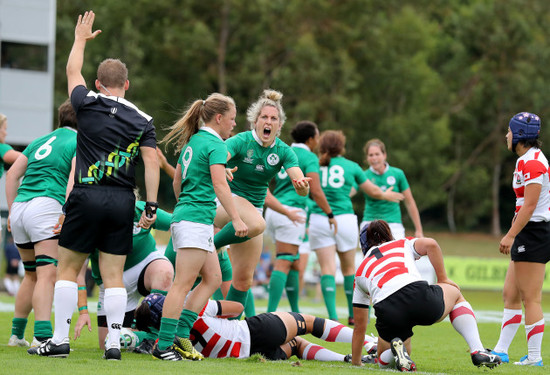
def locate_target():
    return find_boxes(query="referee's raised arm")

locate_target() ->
[66,10,102,96]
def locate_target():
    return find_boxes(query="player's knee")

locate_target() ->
[233,278,252,291]
[248,217,266,236]
[203,271,222,290]
[151,268,174,290]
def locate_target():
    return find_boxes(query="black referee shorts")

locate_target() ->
[511,221,550,264]
[59,185,135,255]
[374,281,445,343]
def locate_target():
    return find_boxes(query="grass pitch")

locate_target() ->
[1,289,549,375]
[1,232,549,373]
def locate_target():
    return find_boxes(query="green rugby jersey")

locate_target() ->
[310,156,366,216]
[272,143,320,209]
[15,128,77,205]
[172,127,228,225]
[226,131,299,208]
[362,164,409,223]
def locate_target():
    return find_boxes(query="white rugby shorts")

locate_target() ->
[171,220,215,252]
[265,206,306,246]
[10,197,62,246]
[309,213,358,252]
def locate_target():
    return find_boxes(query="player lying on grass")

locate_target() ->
[351,220,502,371]
[133,293,377,362]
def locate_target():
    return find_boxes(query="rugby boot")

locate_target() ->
[344,353,377,364]
[489,350,509,363]
[8,335,29,347]
[514,355,543,366]
[173,336,204,360]
[133,338,155,354]
[103,347,121,360]
[31,338,70,358]
[471,349,502,368]
[152,344,184,361]
[391,337,416,372]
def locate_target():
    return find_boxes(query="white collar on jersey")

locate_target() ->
[200,126,223,141]
[291,143,310,151]
[252,129,276,148]
[369,162,390,175]
[86,90,153,122]
[61,126,78,133]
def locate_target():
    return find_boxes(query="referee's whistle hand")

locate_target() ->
[138,211,156,229]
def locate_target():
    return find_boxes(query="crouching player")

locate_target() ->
[135,293,377,362]
[351,220,501,371]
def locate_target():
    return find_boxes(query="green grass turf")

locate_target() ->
[1,232,548,373]
[1,288,549,374]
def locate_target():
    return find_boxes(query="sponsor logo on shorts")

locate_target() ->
[517,245,526,253]
[66,318,72,325]
[267,153,279,166]
[111,323,122,330]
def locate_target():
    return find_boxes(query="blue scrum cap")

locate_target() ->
[143,293,165,329]
[509,112,541,145]
[359,224,368,255]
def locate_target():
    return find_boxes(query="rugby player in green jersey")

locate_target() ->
[213,90,311,317]
[309,131,403,324]
[155,93,248,361]
[6,101,77,348]
[361,139,423,239]
[265,121,336,313]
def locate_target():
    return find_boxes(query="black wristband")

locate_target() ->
[327,212,334,219]
[144,201,159,218]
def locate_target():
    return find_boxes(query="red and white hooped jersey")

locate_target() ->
[353,238,422,306]
[190,300,251,358]
[513,147,550,222]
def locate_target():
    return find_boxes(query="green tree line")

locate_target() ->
[54,0,550,235]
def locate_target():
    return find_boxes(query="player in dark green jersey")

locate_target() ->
[6,101,77,348]
[309,131,403,324]
[361,139,423,239]
[265,121,336,313]
[213,90,311,317]
[155,93,248,361]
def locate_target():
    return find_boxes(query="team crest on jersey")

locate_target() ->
[244,149,254,164]
[133,223,142,235]
[267,153,279,166]
[514,172,522,185]
[387,176,396,185]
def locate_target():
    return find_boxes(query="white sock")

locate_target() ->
[525,318,544,361]
[52,280,77,344]
[300,343,345,361]
[378,349,395,369]
[449,301,484,353]
[494,308,522,353]
[104,287,127,349]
